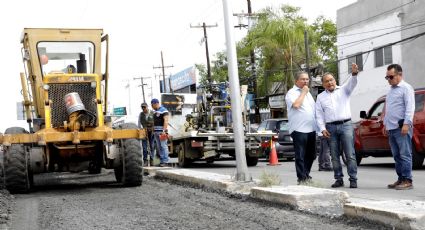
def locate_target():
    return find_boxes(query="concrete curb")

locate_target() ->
[344,199,425,230]
[251,186,349,217]
[154,169,255,195]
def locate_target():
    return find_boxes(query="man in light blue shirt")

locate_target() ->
[384,64,415,190]
[285,71,316,184]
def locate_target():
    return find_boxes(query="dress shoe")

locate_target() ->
[331,180,344,188]
[387,180,402,189]
[349,180,357,188]
[395,180,413,190]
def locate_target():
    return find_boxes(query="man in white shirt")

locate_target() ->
[315,63,359,188]
[285,71,316,184]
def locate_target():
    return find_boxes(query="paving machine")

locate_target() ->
[0,28,145,193]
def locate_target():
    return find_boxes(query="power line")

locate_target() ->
[339,21,425,49]
[338,0,416,31]
[338,29,425,63]
[337,18,425,37]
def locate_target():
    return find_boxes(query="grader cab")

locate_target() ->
[0,28,145,193]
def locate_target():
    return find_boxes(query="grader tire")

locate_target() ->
[4,127,32,193]
[0,158,4,189]
[114,123,143,186]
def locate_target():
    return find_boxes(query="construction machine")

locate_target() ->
[0,28,145,193]
[165,82,262,167]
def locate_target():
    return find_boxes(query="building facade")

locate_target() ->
[337,0,425,120]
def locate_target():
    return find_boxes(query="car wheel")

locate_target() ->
[412,145,424,169]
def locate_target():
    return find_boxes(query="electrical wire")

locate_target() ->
[337,0,416,31]
[338,30,425,68]
[339,20,425,48]
[337,18,425,38]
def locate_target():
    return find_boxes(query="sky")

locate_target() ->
[0,0,356,132]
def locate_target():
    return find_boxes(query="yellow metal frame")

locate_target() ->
[0,127,145,146]
[0,28,144,146]
[42,73,104,128]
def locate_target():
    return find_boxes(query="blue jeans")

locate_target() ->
[290,131,316,181]
[142,131,154,161]
[153,131,169,164]
[318,136,332,169]
[326,122,357,182]
[388,127,413,182]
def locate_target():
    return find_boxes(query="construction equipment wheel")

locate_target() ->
[178,143,191,168]
[114,123,143,186]
[246,156,259,167]
[88,142,104,174]
[0,154,4,189]
[3,127,33,193]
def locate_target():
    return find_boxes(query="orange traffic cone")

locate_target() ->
[267,139,280,166]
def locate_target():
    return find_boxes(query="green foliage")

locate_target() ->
[195,4,338,102]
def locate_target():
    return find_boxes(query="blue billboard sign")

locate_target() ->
[169,66,196,91]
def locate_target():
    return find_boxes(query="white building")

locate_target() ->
[337,0,425,121]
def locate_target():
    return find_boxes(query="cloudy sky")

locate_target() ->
[0,0,356,131]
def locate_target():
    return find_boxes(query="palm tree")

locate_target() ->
[243,5,311,96]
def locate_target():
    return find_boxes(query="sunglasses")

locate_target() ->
[385,75,395,80]
[142,106,147,109]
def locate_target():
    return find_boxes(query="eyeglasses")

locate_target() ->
[141,106,147,109]
[385,75,395,80]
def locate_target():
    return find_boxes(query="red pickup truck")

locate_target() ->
[354,88,425,169]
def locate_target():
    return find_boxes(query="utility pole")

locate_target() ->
[190,22,217,90]
[222,0,251,182]
[304,30,312,85]
[233,0,260,123]
[133,77,148,103]
[153,51,173,93]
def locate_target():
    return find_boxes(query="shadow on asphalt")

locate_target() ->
[30,171,123,193]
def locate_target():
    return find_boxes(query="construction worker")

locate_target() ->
[138,102,154,166]
[151,98,169,167]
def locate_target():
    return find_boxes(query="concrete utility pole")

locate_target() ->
[190,22,217,90]
[304,30,312,85]
[153,51,173,93]
[222,0,251,182]
[233,0,260,123]
[133,77,148,103]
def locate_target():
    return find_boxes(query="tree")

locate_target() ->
[243,5,311,96]
[311,15,338,79]
[194,4,338,101]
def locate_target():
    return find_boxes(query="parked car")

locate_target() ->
[256,118,295,160]
[354,88,425,168]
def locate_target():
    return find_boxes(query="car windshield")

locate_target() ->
[278,120,289,131]
[37,41,94,76]
[266,120,277,130]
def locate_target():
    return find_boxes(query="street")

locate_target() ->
[6,170,386,230]
[186,157,425,202]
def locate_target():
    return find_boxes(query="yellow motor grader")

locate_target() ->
[0,28,145,193]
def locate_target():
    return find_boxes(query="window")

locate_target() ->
[37,42,94,76]
[369,101,385,117]
[348,53,363,73]
[375,46,392,67]
[415,94,424,112]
